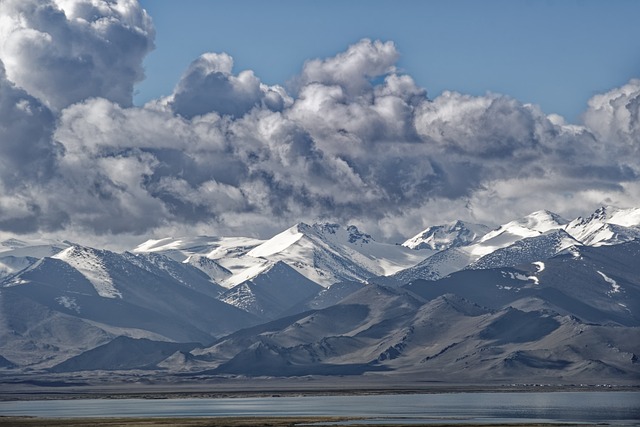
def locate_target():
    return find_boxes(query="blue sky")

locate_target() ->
[136,0,640,123]
[1,0,639,245]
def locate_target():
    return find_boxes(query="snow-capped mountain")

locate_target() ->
[2,206,640,386]
[133,235,264,262]
[0,244,257,368]
[133,235,266,286]
[132,222,430,291]
[0,238,68,279]
[393,210,570,282]
[402,220,490,251]
[565,206,640,246]
[470,210,568,258]
[241,222,430,287]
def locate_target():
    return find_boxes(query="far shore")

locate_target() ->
[0,416,601,427]
[0,376,637,401]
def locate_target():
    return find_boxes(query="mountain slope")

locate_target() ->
[468,229,580,270]
[0,245,259,368]
[50,336,200,372]
[405,240,640,327]
[192,284,424,375]
[219,261,323,319]
[188,287,640,382]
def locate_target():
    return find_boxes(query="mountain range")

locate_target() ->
[0,206,639,385]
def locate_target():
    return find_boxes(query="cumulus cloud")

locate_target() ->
[298,39,399,97]
[0,62,57,184]
[0,1,638,245]
[0,61,63,233]
[167,52,290,119]
[583,79,640,150]
[0,0,154,110]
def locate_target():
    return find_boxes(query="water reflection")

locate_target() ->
[0,391,638,423]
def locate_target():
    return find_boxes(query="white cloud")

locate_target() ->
[298,39,399,98]
[0,0,154,110]
[167,52,290,119]
[0,2,638,246]
[583,78,640,150]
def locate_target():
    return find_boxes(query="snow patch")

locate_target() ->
[248,228,304,258]
[223,261,271,288]
[505,271,538,285]
[53,247,121,299]
[509,272,529,282]
[133,237,186,253]
[4,278,28,287]
[55,296,80,313]
[532,261,545,272]
[606,207,640,228]
[597,271,621,295]
[567,246,582,259]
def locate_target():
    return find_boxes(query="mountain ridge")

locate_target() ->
[1,206,639,384]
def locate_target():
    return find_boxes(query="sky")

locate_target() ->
[136,0,640,124]
[0,0,639,249]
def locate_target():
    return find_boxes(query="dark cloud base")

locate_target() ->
[0,0,638,245]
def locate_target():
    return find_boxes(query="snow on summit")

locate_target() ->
[403,220,490,251]
[245,222,428,286]
[480,210,568,242]
[565,206,640,246]
[52,246,121,299]
[471,210,568,258]
[248,226,305,258]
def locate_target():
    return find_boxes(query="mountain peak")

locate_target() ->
[52,245,121,299]
[302,222,373,245]
[565,206,640,246]
[403,220,490,251]
[520,210,568,230]
[480,210,567,244]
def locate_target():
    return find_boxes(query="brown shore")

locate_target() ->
[0,417,591,427]
[1,372,637,401]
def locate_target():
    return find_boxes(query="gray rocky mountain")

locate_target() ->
[1,208,639,386]
[0,245,258,369]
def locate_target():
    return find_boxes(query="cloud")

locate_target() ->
[298,39,399,98]
[0,62,58,184]
[583,79,640,151]
[0,61,64,233]
[0,0,154,111]
[0,0,638,246]
[167,52,290,119]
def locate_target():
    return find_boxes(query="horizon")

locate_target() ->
[1,205,636,252]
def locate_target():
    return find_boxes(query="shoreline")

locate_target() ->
[1,383,638,402]
[0,417,600,427]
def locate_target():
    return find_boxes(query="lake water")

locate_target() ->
[0,392,638,424]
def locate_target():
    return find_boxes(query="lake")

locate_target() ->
[0,391,638,424]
